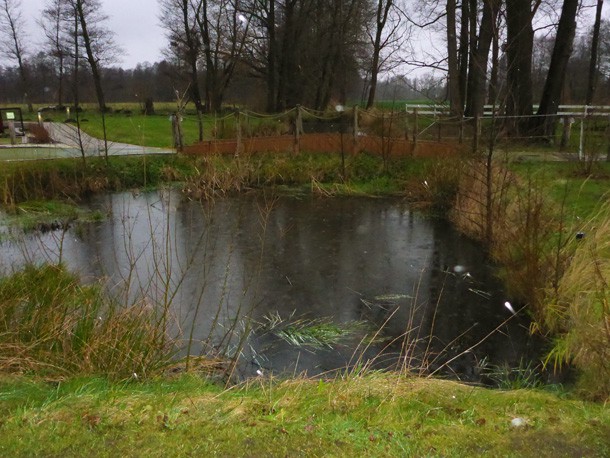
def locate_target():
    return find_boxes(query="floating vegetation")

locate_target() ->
[256,311,369,350]
[2,200,104,232]
[373,293,411,302]
[360,293,410,313]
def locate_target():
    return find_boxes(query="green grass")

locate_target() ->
[509,161,610,224]
[0,373,608,457]
[2,200,103,231]
[0,264,173,379]
[0,146,75,161]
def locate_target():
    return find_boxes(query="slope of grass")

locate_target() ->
[0,373,608,457]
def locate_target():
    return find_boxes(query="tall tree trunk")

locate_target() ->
[535,0,579,136]
[197,0,216,113]
[266,0,277,112]
[488,21,499,105]
[505,0,534,134]
[366,0,393,110]
[57,55,64,108]
[75,0,105,112]
[458,0,469,106]
[465,0,499,118]
[277,1,297,110]
[446,0,462,116]
[586,0,603,105]
[71,6,86,163]
[315,2,341,110]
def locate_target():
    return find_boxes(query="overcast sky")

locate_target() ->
[20,0,166,69]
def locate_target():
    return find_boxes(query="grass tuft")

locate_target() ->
[0,264,174,380]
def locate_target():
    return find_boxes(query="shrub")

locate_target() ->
[0,264,173,379]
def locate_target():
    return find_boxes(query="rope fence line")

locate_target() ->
[171,103,610,160]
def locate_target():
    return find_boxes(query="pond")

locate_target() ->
[0,191,540,382]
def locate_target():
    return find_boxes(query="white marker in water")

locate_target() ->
[504,301,516,315]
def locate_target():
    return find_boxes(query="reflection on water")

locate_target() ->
[0,191,540,381]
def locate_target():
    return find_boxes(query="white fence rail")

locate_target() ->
[405,104,610,119]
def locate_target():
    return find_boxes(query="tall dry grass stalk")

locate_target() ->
[451,161,562,318]
[544,203,610,400]
[0,264,172,379]
[182,156,255,200]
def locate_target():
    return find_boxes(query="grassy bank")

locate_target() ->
[451,158,610,399]
[0,373,608,457]
[0,152,458,213]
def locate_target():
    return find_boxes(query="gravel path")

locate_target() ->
[43,122,175,157]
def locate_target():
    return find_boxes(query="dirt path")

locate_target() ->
[43,122,175,157]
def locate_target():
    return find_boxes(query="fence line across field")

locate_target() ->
[8,103,607,161]
[404,104,610,118]
[402,104,610,160]
[173,103,610,160]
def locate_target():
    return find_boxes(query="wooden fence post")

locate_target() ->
[413,108,418,149]
[352,105,359,153]
[235,110,242,157]
[458,118,464,144]
[472,115,480,154]
[560,116,573,150]
[171,113,183,152]
[294,105,302,155]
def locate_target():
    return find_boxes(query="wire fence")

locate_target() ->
[182,105,460,158]
[180,104,610,161]
[5,103,609,162]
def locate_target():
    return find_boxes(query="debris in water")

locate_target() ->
[576,232,585,240]
[453,265,467,274]
[373,294,411,302]
[504,301,516,315]
[468,288,491,299]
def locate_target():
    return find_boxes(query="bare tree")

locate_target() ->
[39,0,71,108]
[70,0,116,112]
[192,0,252,113]
[62,0,119,158]
[0,0,32,111]
[240,0,369,111]
[160,0,205,139]
[365,0,410,109]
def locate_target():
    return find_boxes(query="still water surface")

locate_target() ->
[0,191,539,381]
